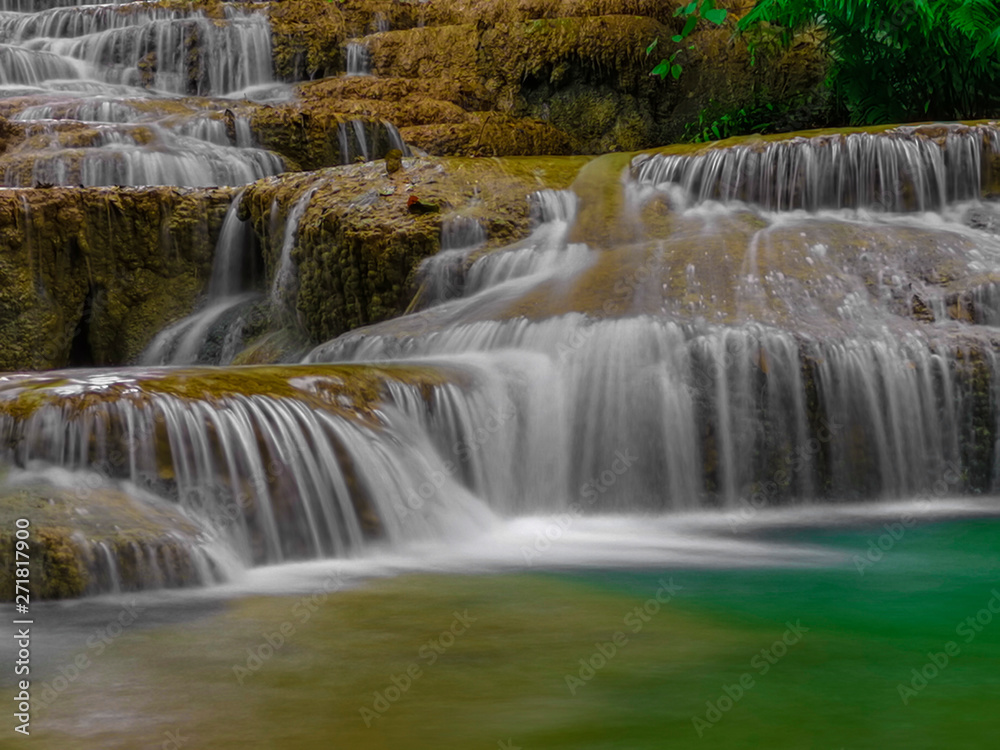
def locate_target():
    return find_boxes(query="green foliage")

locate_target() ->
[683,90,834,141]
[648,0,729,80]
[684,101,778,142]
[737,0,1000,124]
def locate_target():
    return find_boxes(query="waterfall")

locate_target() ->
[0,0,125,12]
[9,120,1000,597]
[532,188,580,223]
[0,44,85,86]
[141,190,262,366]
[346,41,371,76]
[0,0,286,187]
[462,190,584,293]
[2,126,286,187]
[384,120,410,155]
[353,119,370,161]
[303,126,1000,511]
[0,3,274,96]
[332,119,407,164]
[633,124,998,211]
[0,366,494,567]
[270,186,320,318]
[305,316,985,508]
[410,189,590,312]
[417,216,487,306]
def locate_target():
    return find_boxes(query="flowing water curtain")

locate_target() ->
[632,125,998,211]
[311,314,985,508]
[0,3,274,95]
[0,0,286,187]
[0,371,494,568]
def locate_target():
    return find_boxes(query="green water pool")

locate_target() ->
[20,516,1000,749]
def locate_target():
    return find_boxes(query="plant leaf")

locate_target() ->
[703,8,728,25]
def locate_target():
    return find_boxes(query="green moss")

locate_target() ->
[0,485,210,600]
[0,187,233,371]
[269,0,347,80]
[239,155,589,348]
[0,363,463,428]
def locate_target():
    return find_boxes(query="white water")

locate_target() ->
[141,191,263,366]
[0,0,288,186]
[270,185,319,317]
[7,123,1000,596]
[345,41,371,76]
[634,123,1000,211]
[0,3,274,95]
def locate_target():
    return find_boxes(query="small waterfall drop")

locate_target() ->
[0,366,494,571]
[270,186,320,319]
[346,41,371,76]
[417,216,487,306]
[633,124,998,211]
[141,190,262,366]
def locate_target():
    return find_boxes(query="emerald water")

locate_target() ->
[3,0,1000,746]
[7,504,998,749]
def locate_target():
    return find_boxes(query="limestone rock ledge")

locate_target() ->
[239,154,589,347]
[0,484,222,600]
[0,186,233,370]
[270,0,828,156]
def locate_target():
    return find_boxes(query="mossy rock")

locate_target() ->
[239,154,590,346]
[0,186,232,370]
[0,485,208,600]
[261,1,828,157]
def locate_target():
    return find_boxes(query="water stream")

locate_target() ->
[3,0,1000,670]
[1,4,1000,746]
[3,123,1000,598]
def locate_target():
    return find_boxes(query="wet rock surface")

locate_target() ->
[0,483,218,599]
[0,186,232,370]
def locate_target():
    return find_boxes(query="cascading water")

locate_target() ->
[416,190,584,309]
[0,365,493,567]
[7,123,1000,598]
[141,190,263,366]
[270,185,319,319]
[306,124,1000,511]
[462,190,587,294]
[333,119,408,165]
[416,215,488,306]
[633,123,999,211]
[0,2,273,94]
[0,0,287,186]
[345,41,371,76]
